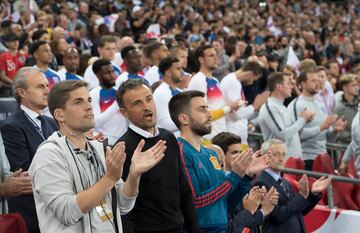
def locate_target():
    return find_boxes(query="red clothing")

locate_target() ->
[0,51,27,80]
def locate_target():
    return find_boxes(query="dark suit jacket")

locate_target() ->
[253,171,321,233]
[0,108,58,233]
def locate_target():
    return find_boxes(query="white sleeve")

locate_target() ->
[84,66,99,90]
[116,180,137,214]
[187,76,207,96]
[154,90,178,132]
[144,69,159,86]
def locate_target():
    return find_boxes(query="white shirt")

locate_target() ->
[220,72,255,144]
[90,86,128,145]
[58,68,84,81]
[21,104,41,128]
[188,71,228,139]
[129,123,160,138]
[84,61,121,90]
[115,71,147,89]
[153,82,181,136]
[144,65,161,86]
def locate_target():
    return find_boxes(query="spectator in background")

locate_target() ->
[57,47,83,81]
[288,68,347,170]
[143,42,169,85]
[0,33,27,94]
[282,65,301,106]
[90,59,128,145]
[1,67,58,233]
[116,45,145,87]
[153,57,182,135]
[84,35,121,90]
[326,60,341,91]
[334,74,359,143]
[30,40,61,90]
[315,66,336,115]
[50,37,69,68]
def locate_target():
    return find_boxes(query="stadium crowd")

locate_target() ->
[0,0,360,233]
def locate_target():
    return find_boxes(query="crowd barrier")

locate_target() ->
[304,205,360,233]
[248,131,349,169]
[0,97,17,127]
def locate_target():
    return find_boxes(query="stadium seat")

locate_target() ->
[0,213,28,233]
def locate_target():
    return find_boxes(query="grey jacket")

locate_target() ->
[29,132,136,233]
[0,133,11,214]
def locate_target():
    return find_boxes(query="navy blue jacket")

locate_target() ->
[253,171,321,233]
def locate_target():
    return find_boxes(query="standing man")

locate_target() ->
[84,36,121,90]
[29,80,166,233]
[30,40,61,90]
[0,67,58,233]
[169,90,270,232]
[143,42,169,85]
[288,68,347,170]
[90,59,128,145]
[187,45,240,139]
[116,79,200,233]
[58,47,83,81]
[153,57,182,135]
[254,139,330,233]
[220,61,268,144]
[258,72,315,158]
[116,45,146,88]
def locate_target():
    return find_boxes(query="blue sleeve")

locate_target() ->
[227,175,252,213]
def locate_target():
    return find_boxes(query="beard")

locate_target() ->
[190,119,212,136]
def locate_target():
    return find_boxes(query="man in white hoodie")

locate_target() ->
[29,80,166,233]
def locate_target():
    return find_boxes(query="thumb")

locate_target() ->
[135,139,145,154]
[105,146,111,158]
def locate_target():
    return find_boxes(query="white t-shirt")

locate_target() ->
[144,65,162,86]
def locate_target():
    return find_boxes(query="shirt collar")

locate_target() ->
[265,168,281,182]
[129,123,159,138]
[20,104,40,120]
[268,96,284,105]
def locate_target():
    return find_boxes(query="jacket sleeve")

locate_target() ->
[179,142,241,210]
[227,175,252,213]
[301,192,321,215]
[1,123,32,171]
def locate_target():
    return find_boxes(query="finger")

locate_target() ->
[253,149,262,158]
[151,140,166,155]
[11,169,22,177]
[135,139,146,154]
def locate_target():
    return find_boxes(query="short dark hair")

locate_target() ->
[194,44,213,63]
[212,132,242,155]
[267,72,285,92]
[48,81,88,122]
[32,29,48,41]
[169,90,205,128]
[159,57,179,75]
[116,79,150,108]
[297,68,317,86]
[92,59,112,74]
[143,42,163,59]
[121,45,137,60]
[99,35,116,48]
[242,61,263,76]
[29,40,48,55]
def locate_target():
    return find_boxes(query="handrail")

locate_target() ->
[280,167,360,208]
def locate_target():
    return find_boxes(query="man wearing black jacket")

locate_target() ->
[253,139,330,233]
[115,79,199,233]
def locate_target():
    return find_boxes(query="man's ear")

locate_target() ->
[178,113,189,126]
[17,88,25,99]
[119,107,128,118]
[54,109,65,124]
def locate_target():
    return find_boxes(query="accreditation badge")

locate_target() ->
[95,199,114,223]
[209,156,221,170]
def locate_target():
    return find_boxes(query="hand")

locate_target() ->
[253,91,269,111]
[129,140,166,177]
[333,117,347,132]
[243,186,262,215]
[320,115,337,131]
[1,169,33,197]
[86,129,105,141]
[228,100,241,112]
[246,150,270,177]
[105,142,126,182]
[311,176,330,194]
[297,174,309,198]
[231,148,253,177]
[338,161,348,176]
[261,186,279,216]
[299,109,316,122]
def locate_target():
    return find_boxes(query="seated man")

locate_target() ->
[253,139,330,233]
[29,80,166,233]
[212,132,279,233]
